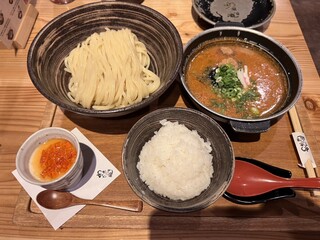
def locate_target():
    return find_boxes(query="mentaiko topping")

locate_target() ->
[30,138,77,182]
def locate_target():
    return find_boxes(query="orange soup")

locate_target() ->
[185,38,288,119]
[30,138,77,182]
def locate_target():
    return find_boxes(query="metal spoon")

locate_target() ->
[37,190,143,212]
[227,160,320,197]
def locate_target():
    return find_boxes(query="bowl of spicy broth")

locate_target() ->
[180,26,302,134]
[16,127,83,190]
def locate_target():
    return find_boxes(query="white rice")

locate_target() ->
[137,119,214,201]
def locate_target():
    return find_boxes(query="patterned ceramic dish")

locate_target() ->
[122,107,235,212]
[27,2,183,117]
[192,0,276,31]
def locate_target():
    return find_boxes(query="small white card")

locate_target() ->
[292,132,317,168]
[12,128,120,230]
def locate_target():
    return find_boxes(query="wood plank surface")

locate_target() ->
[1,0,320,239]
[12,83,320,231]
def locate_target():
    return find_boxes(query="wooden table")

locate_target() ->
[1,0,320,239]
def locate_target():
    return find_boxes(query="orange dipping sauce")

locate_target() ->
[30,138,77,182]
[185,38,288,119]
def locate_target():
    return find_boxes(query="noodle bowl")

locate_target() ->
[27,1,183,117]
[64,28,160,110]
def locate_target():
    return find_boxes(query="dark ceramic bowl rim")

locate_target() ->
[180,26,303,124]
[27,2,183,117]
[122,107,235,212]
[192,0,276,30]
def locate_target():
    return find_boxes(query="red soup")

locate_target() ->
[185,38,288,119]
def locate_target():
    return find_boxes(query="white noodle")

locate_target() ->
[64,28,160,110]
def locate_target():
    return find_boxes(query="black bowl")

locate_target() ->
[122,107,235,212]
[27,2,183,117]
[192,0,275,31]
[180,26,302,133]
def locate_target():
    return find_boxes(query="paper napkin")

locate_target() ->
[12,128,120,230]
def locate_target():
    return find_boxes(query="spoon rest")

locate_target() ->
[223,157,296,204]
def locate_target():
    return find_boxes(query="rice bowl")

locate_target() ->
[122,107,234,212]
[137,120,214,201]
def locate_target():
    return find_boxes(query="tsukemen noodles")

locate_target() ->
[64,28,160,110]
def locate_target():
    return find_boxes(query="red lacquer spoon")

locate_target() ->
[227,160,320,197]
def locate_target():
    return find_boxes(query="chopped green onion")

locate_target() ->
[204,63,261,117]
